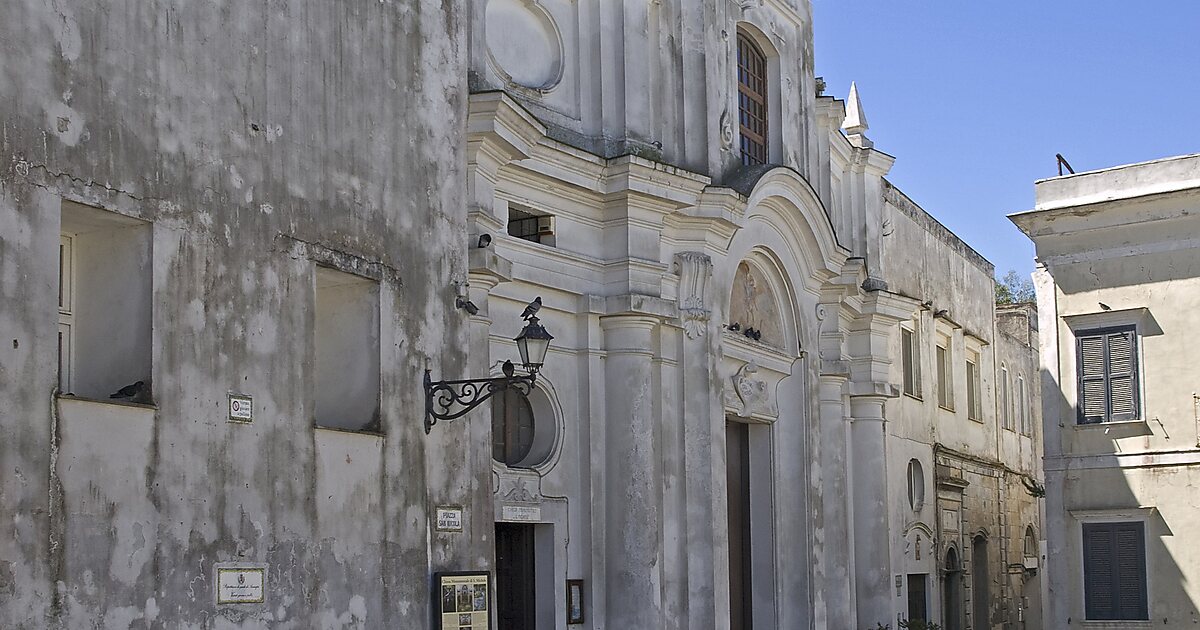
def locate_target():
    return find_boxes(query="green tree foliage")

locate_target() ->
[995,270,1035,305]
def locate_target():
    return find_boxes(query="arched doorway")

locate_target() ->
[943,547,962,630]
[972,535,989,629]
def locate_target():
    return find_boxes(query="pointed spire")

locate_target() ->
[843,81,869,135]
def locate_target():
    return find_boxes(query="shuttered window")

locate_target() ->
[1083,521,1148,620]
[737,33,769,166]
[1077,326,1139,424]
[966,358,981,421]
[936,344,953,410]
[902,327,921,398]
[1000,366,1011,430]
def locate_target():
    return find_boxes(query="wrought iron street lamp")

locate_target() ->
[423,297,553,434]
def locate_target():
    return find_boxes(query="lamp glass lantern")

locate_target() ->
[515,317,554,371]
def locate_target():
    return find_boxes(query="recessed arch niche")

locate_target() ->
[728,253,796,354]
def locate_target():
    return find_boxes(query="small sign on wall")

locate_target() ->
[433,571,490,630]
[228,393,253,423]
[215,564,266,605]
[435,505,464,532]
[501,505,541,522]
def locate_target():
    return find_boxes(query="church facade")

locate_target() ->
[0,0,1041,628]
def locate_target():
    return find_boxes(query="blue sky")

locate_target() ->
[813,1,1200,279]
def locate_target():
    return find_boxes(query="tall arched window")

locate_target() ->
[736,32,769,166]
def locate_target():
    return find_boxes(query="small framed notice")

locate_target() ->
[435,505,464,532]
[433,571,490,630]
[566,579,585,624]
[215,564,266,605]
[228,393,253,423]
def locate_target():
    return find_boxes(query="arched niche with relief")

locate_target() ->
[728,260,787,351]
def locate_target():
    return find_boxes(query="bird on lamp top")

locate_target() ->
[521,296,542,321]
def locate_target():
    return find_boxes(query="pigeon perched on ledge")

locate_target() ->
[109,380,146,401]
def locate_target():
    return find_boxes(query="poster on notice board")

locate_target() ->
[433,571,490,630]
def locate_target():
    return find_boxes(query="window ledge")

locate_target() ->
[968,416,984,424]
[938,405,956,413]
[1077,620,1153,629]
[1075,419,1148,430]
[903,392,923,402]
[56,394,157,411]
[314,425,386,439]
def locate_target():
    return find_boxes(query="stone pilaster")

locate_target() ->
[600,313,664,628]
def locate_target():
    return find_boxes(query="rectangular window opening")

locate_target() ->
[58,201,153,402]
[1083,521,1148,621]
[1077,326,1139,424]
[507,206,556,247]
[936,341,953,411]
[901,325,922,399]
[315,266,381,432]
[966,355,982,421]
[1000,366,1012,431]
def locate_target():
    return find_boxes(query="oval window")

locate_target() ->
[492,389,535,466]
[907,459,925,511]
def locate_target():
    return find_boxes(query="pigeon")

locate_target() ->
[728,322,741,332]
[456,296,480,315]
[520,296,542,321]
[110,380,145,400]
[477,233,492,248]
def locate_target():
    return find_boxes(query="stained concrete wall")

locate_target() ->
[879,182,1043,630]
[0,0,477,627]
[468,0,818,182]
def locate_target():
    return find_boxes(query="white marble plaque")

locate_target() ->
[502,505,541,522]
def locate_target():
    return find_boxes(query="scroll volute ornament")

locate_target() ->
[674,252,714,339]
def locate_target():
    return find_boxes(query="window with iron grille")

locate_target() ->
[1083,521,1148,621]
[736,33,768,166]
[1076,326,1139,424]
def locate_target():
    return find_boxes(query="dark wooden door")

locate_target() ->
[727,420,753,630]
[496,523,536,630]
[907,574,928,623]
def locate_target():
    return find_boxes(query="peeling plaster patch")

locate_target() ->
[144,597,159,622]
[259,203,274,215]
[102,605,144,629]
[45,102,85,146]
[247,311,278,356]
[51,6,82,61]
[230,165,244,189]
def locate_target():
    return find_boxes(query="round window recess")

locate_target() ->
[491,388,556,469]
[484,0,564,91]
[907,459,925,511]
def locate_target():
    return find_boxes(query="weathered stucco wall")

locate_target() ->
[0,1,478,627]
[1018,154,1200,628]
